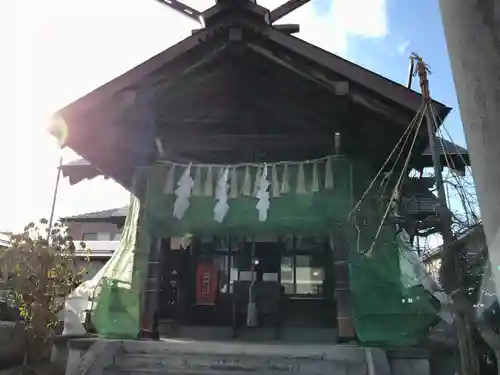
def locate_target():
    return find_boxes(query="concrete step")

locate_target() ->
[105,356,367,375]
[108,352,367,375]
[101,340,375,375]
[120,339,368,359]
[66,338,398,375]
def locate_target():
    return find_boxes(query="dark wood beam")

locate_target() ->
[349,92,415,128]
[160,134,333,151]
[151,49,349,130]
[155,132,393,166]
[130,43,230,92]
[247,43,349,96]
[269,0,312,23]
[262,26,452,122]
[274,24,300,34]
[248,40,415,129]
[155,79,345,137]
[154,0,203,24]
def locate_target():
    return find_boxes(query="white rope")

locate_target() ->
[365,107,425,254]
[348,104,426,220]
[156,154,345,168]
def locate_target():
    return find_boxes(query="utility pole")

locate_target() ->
[47,155,63,241]
[412,55,479,375]
[437,0,500,310]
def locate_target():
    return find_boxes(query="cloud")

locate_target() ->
[332,0,388,38]
[259,0,389,58]
[397,40,411,55]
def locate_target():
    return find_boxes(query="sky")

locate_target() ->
[0,0,466,232]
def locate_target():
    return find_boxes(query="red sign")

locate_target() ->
[196,263,218,305]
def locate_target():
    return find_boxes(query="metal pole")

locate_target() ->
[47,155,63,240]
[247,238,258,327]
[414,55,479,375]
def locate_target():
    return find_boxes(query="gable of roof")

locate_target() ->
[51,1,452,189]
[54,2,449,124]
[54,32,449,130]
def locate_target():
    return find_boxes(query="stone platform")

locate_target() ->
[64,337,432,375]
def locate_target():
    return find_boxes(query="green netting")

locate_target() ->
[349,229,439,346]
[141,159,353,237]
[347,164,439,346]
[92,279,138,338]
[90,156,440,346]
[89,191,145,338]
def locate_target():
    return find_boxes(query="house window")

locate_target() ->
[113,232,122,241]
[82,232,113,241]
[82,233,97,241]
[96,232,112,241]
[295,254,325,295]
[280,237,329,297]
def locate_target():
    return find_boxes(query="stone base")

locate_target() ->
[64,338,427,375]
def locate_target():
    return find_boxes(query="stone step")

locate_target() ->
[104,365,367,375]
[109,352,366,375]
[100,340,373,375]
[119,339,365,361]
[66,339,396,375]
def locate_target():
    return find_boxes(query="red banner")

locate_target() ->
[196,263,218,306]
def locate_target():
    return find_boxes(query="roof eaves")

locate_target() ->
[422,137,469,156]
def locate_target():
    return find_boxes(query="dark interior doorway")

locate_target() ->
[254,242,282,281]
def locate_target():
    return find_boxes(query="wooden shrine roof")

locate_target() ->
[51,1,453,188]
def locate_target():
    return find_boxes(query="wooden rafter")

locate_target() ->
[269,0,311,23]
[154,0,203,24]
[247,43,349,95]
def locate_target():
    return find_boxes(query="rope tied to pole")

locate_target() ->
[410,53,432,102]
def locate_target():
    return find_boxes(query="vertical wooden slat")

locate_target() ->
[332,234,356,341]
[139,237,163,339]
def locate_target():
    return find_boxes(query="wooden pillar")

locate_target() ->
[138,238,163,339]
[333,235,356,341]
